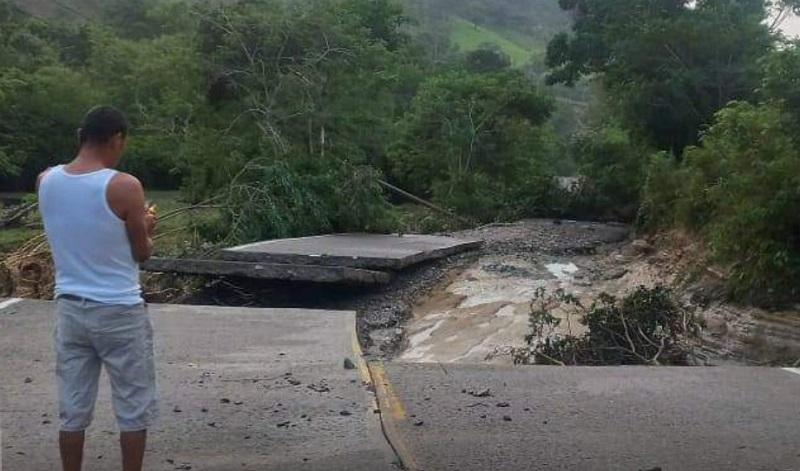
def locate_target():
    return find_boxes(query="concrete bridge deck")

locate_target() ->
[143,234,482,286]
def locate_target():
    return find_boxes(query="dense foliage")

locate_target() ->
[642,99,800,302]
[0,0,577,239]
[390,68,558,220]
[547,0,773,155]
[637,43,800,302]
[547,0,800,302]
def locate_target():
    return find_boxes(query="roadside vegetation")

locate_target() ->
[547,0,800,305]
[0,0,576,243]
[518,286,702,366]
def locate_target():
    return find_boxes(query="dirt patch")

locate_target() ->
[612,233,800,365]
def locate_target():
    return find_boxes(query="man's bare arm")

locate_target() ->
[107,173,154,263]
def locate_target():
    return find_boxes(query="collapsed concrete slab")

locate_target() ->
[222,233,483,270]
[142,258,392,285]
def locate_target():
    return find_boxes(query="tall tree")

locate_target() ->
[547,0,773,154]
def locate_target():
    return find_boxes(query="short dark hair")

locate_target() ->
[78,106,129,145]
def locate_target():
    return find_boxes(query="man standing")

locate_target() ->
[38,106,158,471]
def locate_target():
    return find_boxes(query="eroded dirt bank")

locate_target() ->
[395,221,800,366]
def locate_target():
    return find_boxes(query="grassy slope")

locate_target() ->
[12,0,101,20]
[18,0,555,68]
[450,17,537,66]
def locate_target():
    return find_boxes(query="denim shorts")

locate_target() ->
[54,297,159,432]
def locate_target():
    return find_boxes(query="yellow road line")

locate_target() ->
[350,324,420,470]
[369,362,408,421]
[368,361,421,471]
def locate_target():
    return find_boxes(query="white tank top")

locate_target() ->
[39,165,142,305]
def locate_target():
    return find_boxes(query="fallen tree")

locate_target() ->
[516,285,702,366]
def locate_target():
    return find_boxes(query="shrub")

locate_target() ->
[639,102,800,303]
[520,286,700,366]
[637,151,684,230]
[690,103,800,301]
[206,158,396,245]
[569,123,648,220]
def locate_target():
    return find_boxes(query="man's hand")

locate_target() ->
[145,204,158,237]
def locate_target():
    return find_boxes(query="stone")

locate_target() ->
[629,239,655,256]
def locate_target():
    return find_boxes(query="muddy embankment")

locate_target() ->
[393,220,800,367]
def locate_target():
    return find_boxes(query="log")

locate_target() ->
[1,202,38,229]
[377,180,472,226]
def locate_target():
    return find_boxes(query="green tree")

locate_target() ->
[571,123,648,219]
[465,44,512,73]
[547,0,773,154]
[390,69,556,220]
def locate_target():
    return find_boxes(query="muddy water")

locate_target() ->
[398,255,592,364]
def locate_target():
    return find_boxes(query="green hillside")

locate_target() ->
[404,0,570,65]
[12,0,100,20]
[450,17,535,66]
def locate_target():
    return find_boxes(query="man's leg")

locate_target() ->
[120,430,147,471]
[55,299,102,471]
[59,431,85,471]
[98,304,158,471]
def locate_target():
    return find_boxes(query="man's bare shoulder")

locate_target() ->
[36,168,53,191]
[109,172,145,196]
[108,172,145,219]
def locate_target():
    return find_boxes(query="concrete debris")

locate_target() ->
[308,381,331,393]
[466,388,493,398]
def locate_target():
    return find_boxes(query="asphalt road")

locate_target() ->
[2,298,799,471]
[377,363,800,471]
[0,299,396,471]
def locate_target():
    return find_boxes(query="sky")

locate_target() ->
[779,12,800,38]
